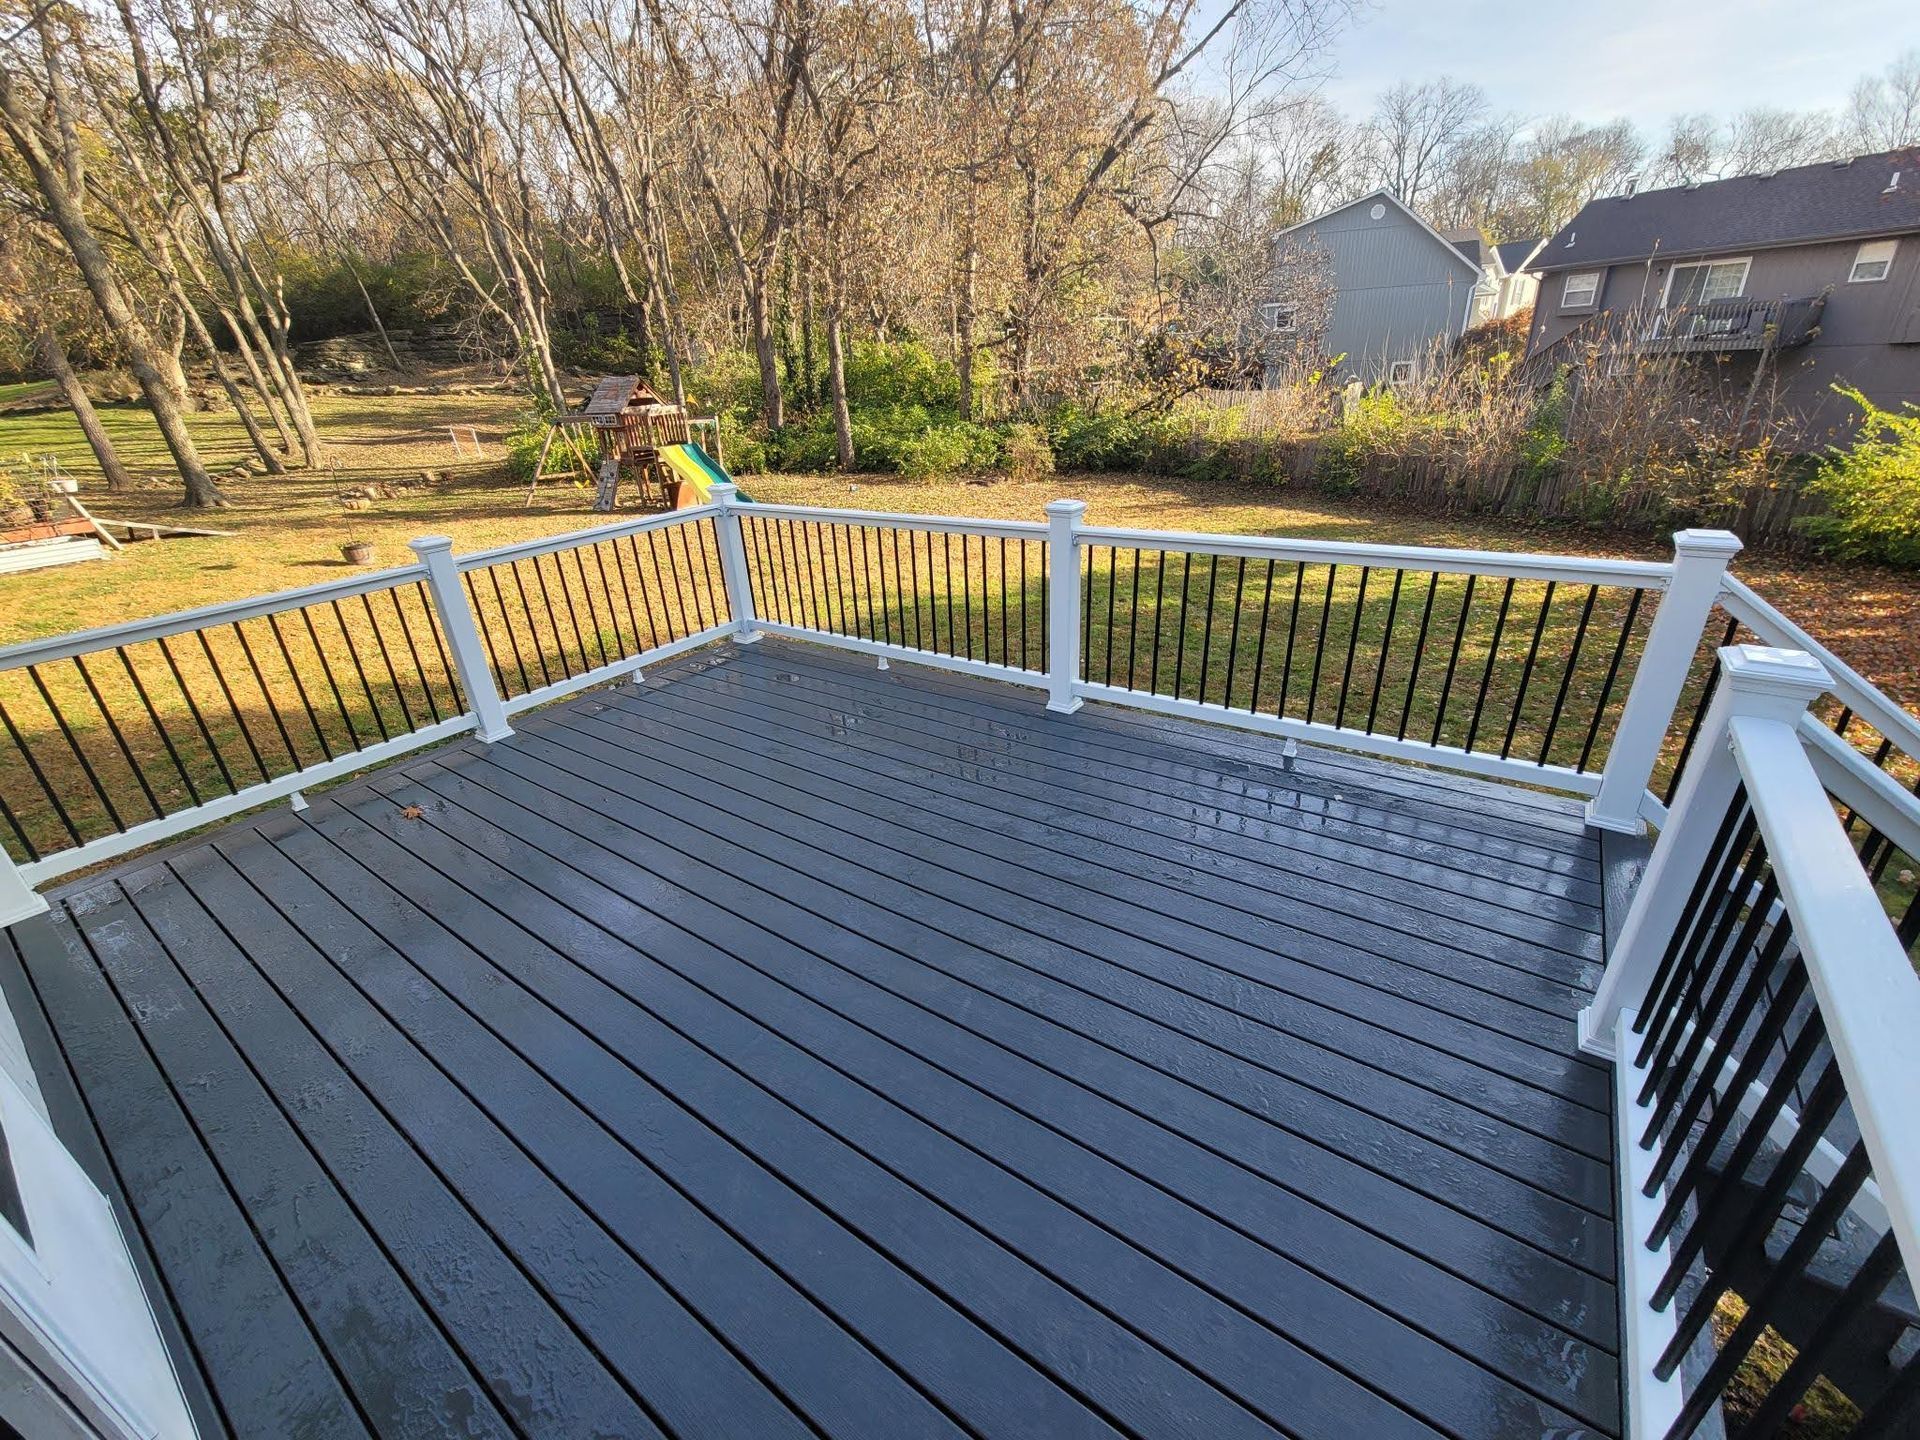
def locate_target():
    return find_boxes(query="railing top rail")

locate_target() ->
[1075,523,1673,587]
[1721,574,1920,761]
[455,504,720,571]
[1799,714,1920,860]
[736,499,1046,540]
[1729,708,1920,1285]
[0,561,430,673]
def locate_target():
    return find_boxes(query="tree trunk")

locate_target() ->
[827,301,853,469]
[957,186,981,421]
[750,279,784,429]
[34,318,135,493]
[343,253,403,369]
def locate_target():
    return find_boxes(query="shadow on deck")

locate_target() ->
[0,639,1624,1440]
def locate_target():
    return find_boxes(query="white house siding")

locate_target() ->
[1269,195,1479,384]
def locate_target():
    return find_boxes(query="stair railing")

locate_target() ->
[1583,644,1920,1440]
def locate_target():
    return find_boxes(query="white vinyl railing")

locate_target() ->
[1584,646,1920,1440]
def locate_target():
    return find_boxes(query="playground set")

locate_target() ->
[525,375,742,512]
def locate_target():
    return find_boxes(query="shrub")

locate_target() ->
[844,339,960,410]
[717,412,770,475]
[683,348,765,418]
[999,423,1055,482]
[1045,403,1151,470]
[1804,387,1920,565]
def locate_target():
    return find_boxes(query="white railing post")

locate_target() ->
[408,535,513,743]
[710,484,760,643]
[1044,499,1086,714]
[1580,645,1828,1057]
[0,851,48,928]
[1585,529,1743,835]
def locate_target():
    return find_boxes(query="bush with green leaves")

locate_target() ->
[1803,387,1920,566]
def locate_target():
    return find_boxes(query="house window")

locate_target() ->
[1850,239,1897,283]
[1663,258,1750,307]
[1259,303,1297,333]
[1561,271,1600,308]
[1387,360,1415,385]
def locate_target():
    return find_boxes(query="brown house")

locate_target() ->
[1524,149,1920,440]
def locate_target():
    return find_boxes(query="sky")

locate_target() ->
[1313,0,1919,128]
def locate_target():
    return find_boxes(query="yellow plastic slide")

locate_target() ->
[658,442,750,504]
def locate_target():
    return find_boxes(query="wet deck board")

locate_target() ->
[7,639,1622,1440]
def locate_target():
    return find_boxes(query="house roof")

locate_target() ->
[1442,228,1491,269]
[1270,189,1480,281]
[1495,238,1544,273]
[1536,149,1920,271]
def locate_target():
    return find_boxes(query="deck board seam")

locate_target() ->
[709,648,1607,871]
[387,756,1623,1358]
[611,676,1606,965]
[649,661,1607,911]
[466,735,1621,1271]
[722,646,1599,847]
[280,802,1314,1440]
[531,702,1599,1070]
[562,693,1613,1138]
[321,776,1607,1436]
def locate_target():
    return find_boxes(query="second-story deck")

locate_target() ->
[4,638,1625,1440]
[3,489,1917,1440]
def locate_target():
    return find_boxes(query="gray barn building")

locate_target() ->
[1261,190,1483,385]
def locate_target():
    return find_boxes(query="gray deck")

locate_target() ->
[1,639,1622,1440]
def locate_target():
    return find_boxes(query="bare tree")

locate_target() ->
[1367,77,1487,210]
[1849,49,1920,151]
[0,7,225,505]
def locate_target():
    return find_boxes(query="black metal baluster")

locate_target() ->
[1126,547,1145,691]
[1019,538,1029,669]
[871,530,893,647]
[326,600,391,743]
[1537,585,1599,767]
[415,581,459,705]
[360,593,418,731]
[1222,557,1248,710]
[507,561,555,688]
[297,610,366,752]
[1501,582,1558,760]
[116,645,203,804]
[1249,560,1276,713]
[696,519,727,625]
[650,527,691,640]
[231,621,304,766]
[1103,544,1120,684]
[1632,793,1751,1055]
[589,544,631,659]
[1277,561,1305,718]
[0,791,38,862]
[195,630,274,777]
[150,635,236,791]
[1656,1043,1841,1317]
[26,665,126,831]
[962,533,976,661]
[1305,564,1337,723]
[1149,551,1167,695]
[623,537,665,650]
[526,554,578,678]
[1334,566,1370,731]
[809,523,837,635]
[72,654,163,818]
[1463,577,1516,754]
[1645,916,1794,1198]
[998,537,1010,666]
[1662,614,1743,801]
[1080,542,1094,680]
[462,572,511,696]
[1576,587,1646,773]
[1648,959,1810,1246]
[1429,574,1479,748]
[267,614,336,759]
[564,548,610,668]
[389,590,447,725]
[1637,811,1756,1080]
[1171,553,1194,700]
[1363,569,1404,734]
[943,531,959,656]
[905,529,924,650]
[1729,1226,1903,1440]
[674,522,709,634]
[1397,573,1440,742]
[1195,554,1221,705]
[0,698,79,847]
